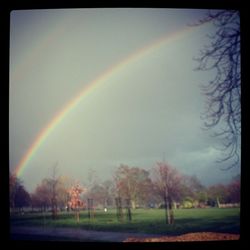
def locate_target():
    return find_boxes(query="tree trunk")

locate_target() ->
[164,196,171,224]
[173,201,177,210]
[216,197,221,208]
[168,197,174,224]
[131,200,136,209]
[115,197,123,222]
[126,199,132,221]
[76,210,80,222]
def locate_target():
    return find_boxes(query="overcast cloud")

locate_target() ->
[9,8,240,192]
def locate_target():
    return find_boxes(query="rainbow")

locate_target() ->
[14,25,197,177]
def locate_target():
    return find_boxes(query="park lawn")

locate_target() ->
[10,208,240,235]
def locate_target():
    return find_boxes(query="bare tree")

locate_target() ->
[114,164,152,209]
[56,176,70,210]
[48,162,59,219]
[31,175,71,212]
[195,10,241,169]
[31,179,51,212]
[152,162,183,225]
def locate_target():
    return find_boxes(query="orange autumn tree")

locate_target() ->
[68,183,85,222]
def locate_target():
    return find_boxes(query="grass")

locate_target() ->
[10,208,240,235]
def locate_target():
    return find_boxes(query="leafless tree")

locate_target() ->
[114,164,152,209]
[152,162,183,225]
[48,162,59,219]
[195,10,241,169]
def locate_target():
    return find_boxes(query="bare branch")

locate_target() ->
[195,10,241,169]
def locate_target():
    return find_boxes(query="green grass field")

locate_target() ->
[10,208,240,235]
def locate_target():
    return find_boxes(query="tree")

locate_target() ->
[207,176,240,206]
[31,179,51,212]
[9,173,30,213]
[86,180,115,209]
[9,172,19,211]
[31,175,70,212]
[87,184,106,208]
[114,165,152,209]
[102,180,115,207]
[227,176,240,203]
[48,163,59,219]
[181,175,207,206]
[207,184,229,207]
[87,168,99,188]
[152,162,183,224]
[67,183,85,222]
[14,185,31,212]
[30,193,41,212]
[56,176,70,210]
[195,10,241,169]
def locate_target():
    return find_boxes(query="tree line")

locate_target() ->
[9,162,240,224]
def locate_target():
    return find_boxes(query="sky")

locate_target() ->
[9,8,240,192]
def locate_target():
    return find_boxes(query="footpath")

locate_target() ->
[11,226,163,242]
